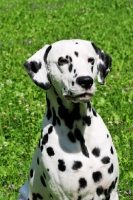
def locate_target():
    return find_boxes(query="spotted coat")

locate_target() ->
[18,39,119,200]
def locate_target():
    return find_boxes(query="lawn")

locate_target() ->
[0,0,133,199]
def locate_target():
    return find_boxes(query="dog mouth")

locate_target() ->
[64,92,93,101]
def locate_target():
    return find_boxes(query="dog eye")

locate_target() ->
[58,57,69,66]
[88,57,94,64]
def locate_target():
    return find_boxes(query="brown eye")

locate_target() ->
[58,57,69,66]
[88,57,94,65]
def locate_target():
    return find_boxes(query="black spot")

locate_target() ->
[57,97,62,105]
[54,88,58,96]
[87,101,92,111]
[107,134,109,138]
[75,73,78,78]
[92,147,100,157]
[47,168,49,171]
[48,126,53,134]
[91,42,99,54]
[115,177,118,186]
[92,171,102,182]
[104,189,108,197]
[74,51,79,57]
[101,156,110,164]
[81,143,89,158]
[37,157,39,165]
[56,116,61,126]
[108,164,114,174]
[75,42,78,44]
[37,193,43,199]
[74,128,89,158]
[58,100,81,129]
[77,195,81,200]
[72,161,82,170]
[43,172,46,179]
[66,55,72,62]
[110,146,114,154]
[74,69,76,73]
[83,116,91,126]
[52,107,56,126]
[41,145,43,152]
[106,195,110,200]
[46,147,55,156]
[68,131,76,143]
[91,66,93,73]
[108,180,115,194]
[79,178,87,189]
[32,193,43,200]
[69,63,73,72]
[44,45,52,63]
[58,159,66,172]
[40,175,46,187]
[50,193,53,198]
[96,186,104,196]
[30,169,33,178]
[32,193,36,200]
[69,56,72,62]
[92,108,97,117]
[42,133,48,145]
[74,128,84,143]
[33,80,50,90]
[72,81,74,86]
[29,61,42,73]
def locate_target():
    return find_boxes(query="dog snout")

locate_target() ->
[76,76,93,89]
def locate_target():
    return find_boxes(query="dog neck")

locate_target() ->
[44,87,96,157]
[45,87,95,131]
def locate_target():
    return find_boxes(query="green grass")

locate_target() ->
[0,0,133,199]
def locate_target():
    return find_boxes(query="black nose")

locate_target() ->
[76,76,93,89]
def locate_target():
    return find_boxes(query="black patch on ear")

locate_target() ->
[24,59,51,90]
[91,42,99,54]
[26,61,42,73]
[91,42,112,84]
[24,61,33,78]
[34,80,51,90]
[44,45,52,63]
[91,43,112,71]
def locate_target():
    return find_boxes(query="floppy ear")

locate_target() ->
[24,45,52,90]
[91,42,112,85]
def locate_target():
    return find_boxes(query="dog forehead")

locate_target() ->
[47,40,96,60]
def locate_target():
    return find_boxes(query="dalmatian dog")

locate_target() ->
[18,39,119,200]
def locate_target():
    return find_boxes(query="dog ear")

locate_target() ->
[24,45,52,90]
[91,42,112,85]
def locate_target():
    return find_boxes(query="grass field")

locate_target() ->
[0,0,133,199]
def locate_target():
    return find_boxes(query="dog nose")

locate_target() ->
[76,76,93,89]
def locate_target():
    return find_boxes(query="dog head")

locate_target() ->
[24,39,111,102]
